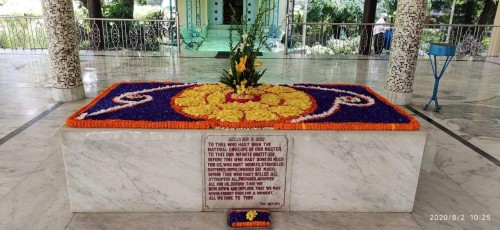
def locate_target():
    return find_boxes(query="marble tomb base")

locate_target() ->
[52,127,426,212]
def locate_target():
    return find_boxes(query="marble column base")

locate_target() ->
[52,85,85,102]
[54,127,426,212]
[384,89,412,105]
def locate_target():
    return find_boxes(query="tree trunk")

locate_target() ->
[87,0,105,50]
[359,0,377,55]
[476,0,495,40]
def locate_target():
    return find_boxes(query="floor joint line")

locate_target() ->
[0,102,64,146]
[405,105,500,167]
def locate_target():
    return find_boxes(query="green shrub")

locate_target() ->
[0,17,46,49]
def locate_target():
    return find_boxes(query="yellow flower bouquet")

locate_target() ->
[219,0,273,98]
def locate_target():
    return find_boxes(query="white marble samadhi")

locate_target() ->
[58,127,426,212]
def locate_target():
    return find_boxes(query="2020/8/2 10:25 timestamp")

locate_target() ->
[430,214,491,221]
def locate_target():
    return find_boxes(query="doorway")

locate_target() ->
[223,0,243,24]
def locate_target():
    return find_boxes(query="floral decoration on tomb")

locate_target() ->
[218,0,271,101]
[66,82,419,130]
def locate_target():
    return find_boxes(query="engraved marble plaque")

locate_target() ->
[203,134,291,211]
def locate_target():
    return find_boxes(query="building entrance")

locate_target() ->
[209,0,257,25]
[223,0,243,24]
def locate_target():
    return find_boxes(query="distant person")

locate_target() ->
[373,13,390,55]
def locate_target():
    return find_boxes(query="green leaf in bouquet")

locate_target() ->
[220,0,274,94]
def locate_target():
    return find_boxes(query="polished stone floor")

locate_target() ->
[0,50,499,229]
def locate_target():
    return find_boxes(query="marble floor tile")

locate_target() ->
[66,211,421,230]
[474,195,500,221]
[0,103,79,197]
[0,149,72,230]
[0,118,29,139]
[67,212,228,230]
[412,102,500,160]
[412,167,500,230]
[1,52,500,229]
[409,113,500,215]
[429,128,500,199]
[0,142,52,196]
[282,212,421,230]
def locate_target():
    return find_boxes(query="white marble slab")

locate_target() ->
[61,129,203,212]
[56,127,426,212]
[290,131,426,212]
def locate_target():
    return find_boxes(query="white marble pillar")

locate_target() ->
[41,0,85,102]
[384,0,427,105]
[487,4,500,57]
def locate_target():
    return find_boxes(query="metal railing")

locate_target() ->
[1,15,498,57]
[285,21,499,56]
[0,16,178,53]
[0,16,47,49]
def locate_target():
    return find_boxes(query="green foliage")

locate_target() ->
[76,0,148,19]
[334,0,363,22]
[220,1,272,93]
[482,36,491,47]
[306,0,337,23]
[304,0,363,23]
[430,0,449,11]
[293,0,363,44]
[380,0,398,20]
[0,18,46,49]
[419,28,447,52]
[453,0,482,24]
[134,5,164,19]
[102,0,134,19]
[430,0,499,24]
[381,0,398,13]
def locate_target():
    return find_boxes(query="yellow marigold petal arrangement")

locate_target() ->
[171,84,317,125]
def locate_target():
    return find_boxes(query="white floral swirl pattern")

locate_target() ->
[77,82,198,120]
[289,84,376,123]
